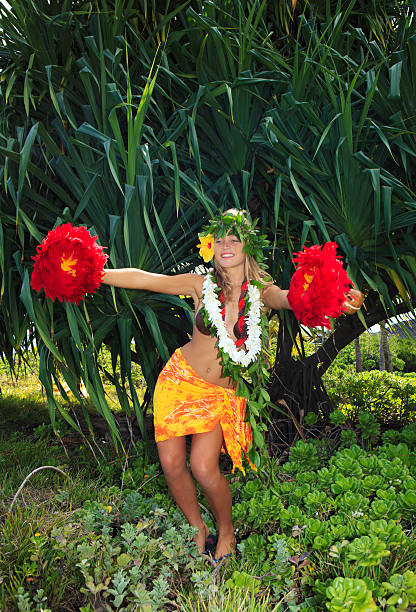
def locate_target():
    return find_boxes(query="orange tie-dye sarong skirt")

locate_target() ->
[153,348,254,474]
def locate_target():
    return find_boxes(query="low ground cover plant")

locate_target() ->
[1,408,416,611]
[2,355,416,610]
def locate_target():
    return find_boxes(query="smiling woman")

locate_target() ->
[101,209,291,559]
[101,208,363,561]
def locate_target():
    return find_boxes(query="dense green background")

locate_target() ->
[1,0,415,447]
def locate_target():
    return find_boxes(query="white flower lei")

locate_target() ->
[202,273,262,368]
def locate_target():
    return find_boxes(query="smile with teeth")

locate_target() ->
[221,253,234,258]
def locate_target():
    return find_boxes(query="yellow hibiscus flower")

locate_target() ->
[197,234,214,262]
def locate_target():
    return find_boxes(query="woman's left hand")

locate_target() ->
[343,288,364,314]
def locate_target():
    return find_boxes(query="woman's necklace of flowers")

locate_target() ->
[200,273,271,463]
[202,273,262,368]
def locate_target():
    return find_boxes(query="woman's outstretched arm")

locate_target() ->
[262,284,364,314]
[262,285,290,311]
[101,268,203,298]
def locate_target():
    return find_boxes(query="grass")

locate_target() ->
[0,349,146,431]
[0,394,292,611]
[0,424,160,611]
[0,356,50,429]
[176,587,289,610]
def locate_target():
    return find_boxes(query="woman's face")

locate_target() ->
[214,232,246,269]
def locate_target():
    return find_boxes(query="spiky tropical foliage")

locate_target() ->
[1,0,415,450]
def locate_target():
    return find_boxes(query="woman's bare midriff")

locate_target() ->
[180,327,235,390]
[179,279,243,389]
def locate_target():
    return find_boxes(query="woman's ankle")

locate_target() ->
[192,521,209,553]
[215,532,236,558]
[217,525,234,537]
[190,519,208,532]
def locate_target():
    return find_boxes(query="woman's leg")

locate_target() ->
[157,436,208,552]
[189,423,236,558]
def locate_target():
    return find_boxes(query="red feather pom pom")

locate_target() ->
[287,241,353,329]
[31,223,108,304]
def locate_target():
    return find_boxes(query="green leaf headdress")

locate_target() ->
[197,209,270,268]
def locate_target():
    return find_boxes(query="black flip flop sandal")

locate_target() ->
[203,533,218,555]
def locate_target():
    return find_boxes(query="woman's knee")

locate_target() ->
[160,453,187,479]
[157,441,187,479]
[189,455,220,488]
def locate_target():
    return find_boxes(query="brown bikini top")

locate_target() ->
[195,308,242,339]
[195,308,211,336]
[195,277,248,341]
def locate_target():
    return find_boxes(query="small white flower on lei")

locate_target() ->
[202,273,262,367]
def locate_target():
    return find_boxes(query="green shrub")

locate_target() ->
[390,337,416,373]
[345,535,390,567]
[285,440,322,472]
[324,371,416,424]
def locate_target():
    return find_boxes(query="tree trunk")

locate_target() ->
[379,320,392,372]
[386,339,393,372]
[267,291,408,448]
[354,337,362,373]
[379,324,386,371]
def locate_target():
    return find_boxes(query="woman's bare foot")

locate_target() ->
[193,522,209,554]
[215,532,236,559]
